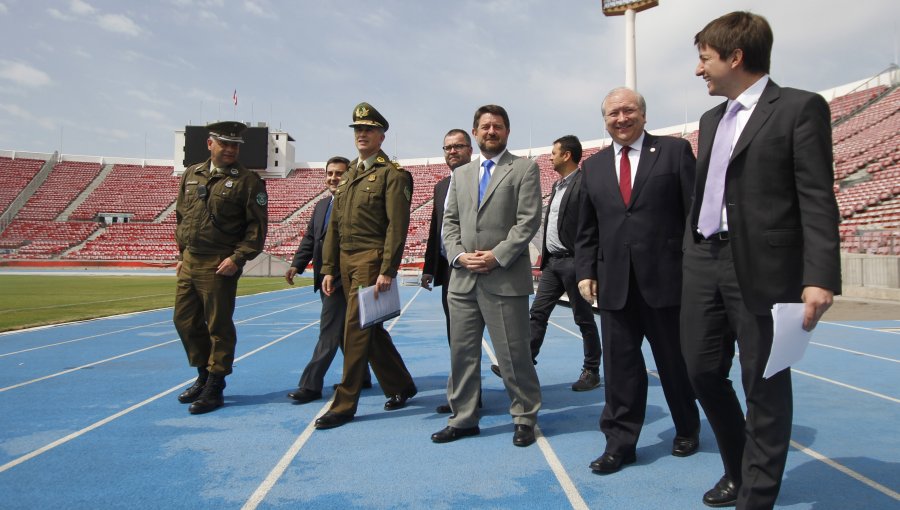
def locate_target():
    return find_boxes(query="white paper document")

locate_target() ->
[763,303,814,379]
[357,283,401,329]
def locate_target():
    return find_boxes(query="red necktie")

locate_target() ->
[619,146,632,205]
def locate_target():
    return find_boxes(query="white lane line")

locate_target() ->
[820,321,900,335]
[791,439,900,501]
[0,298,320,393]
[0,321,320,474]
[241,287,424,510]
[808,342,899,363]
[481,332,589,510]
[0,319,172,358]
[791,368,900,403]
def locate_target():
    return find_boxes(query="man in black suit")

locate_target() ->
[284,156,371,403]
[576,87,700,475]
[683,12,841,508]
[491,135,601,391]
[421,129,473,414]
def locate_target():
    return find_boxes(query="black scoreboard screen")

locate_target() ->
[183,125,269,169]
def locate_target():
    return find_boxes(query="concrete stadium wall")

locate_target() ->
[841,253,900,300]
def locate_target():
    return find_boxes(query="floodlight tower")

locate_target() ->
[602,0,659,91]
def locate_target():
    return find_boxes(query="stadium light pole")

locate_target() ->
[602,0,659,91]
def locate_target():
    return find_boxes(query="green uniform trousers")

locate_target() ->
[329,248,414,416]
[173,251,240,376]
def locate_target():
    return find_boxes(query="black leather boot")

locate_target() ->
[177,367,209,404]
[188,374,226,414]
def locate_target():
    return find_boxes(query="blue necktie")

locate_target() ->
[323,198,333,233]
[479,160,494,205]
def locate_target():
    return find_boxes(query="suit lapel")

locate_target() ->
[730,80,779,162]
[693,102,726,213]
[599,146,622,207]
[629,134,658,207]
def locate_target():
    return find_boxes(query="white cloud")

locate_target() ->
[0,103,56,130]
[138,108,167,122]
[69,0,96,15]
[0,60,51,87]
[97,13,142,36]
[243,0,275,19]
[127,90,171,107]
[0,3,8,15]
[46,7,73,21]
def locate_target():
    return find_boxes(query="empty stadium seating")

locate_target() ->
[69,164,179,222]
[0,157,45,215]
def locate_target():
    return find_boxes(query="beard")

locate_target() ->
[478,138,507,157]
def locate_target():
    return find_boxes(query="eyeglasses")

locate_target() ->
[442,144,470,152]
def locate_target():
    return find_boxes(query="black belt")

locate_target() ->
[548,251,573,258]
[702,231,730,242]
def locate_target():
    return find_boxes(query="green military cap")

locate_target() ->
[349,102,389,132]
[206,121,247,144]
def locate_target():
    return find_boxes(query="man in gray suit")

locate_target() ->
[431,104,543,447]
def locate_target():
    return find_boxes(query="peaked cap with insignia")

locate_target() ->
[207,121,247,144]
[349,102,389,132]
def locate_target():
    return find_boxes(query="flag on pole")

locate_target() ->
[233,90,238,106]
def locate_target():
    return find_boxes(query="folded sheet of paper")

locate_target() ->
[763,302,813,378]
[358,283,401,329]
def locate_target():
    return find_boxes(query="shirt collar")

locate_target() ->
[480,149,507,167]
[612,131,645,155]
[731,74,769,112]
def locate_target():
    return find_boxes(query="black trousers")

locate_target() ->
[681,239,791,510]
[598,268,699,455]
[529,256,601,371]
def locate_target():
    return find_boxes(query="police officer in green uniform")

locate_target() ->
[173,121,268,415]
[314,103,418,429]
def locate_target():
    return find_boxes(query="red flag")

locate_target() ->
[232,90,238,106]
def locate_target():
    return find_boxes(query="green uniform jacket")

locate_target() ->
[175,159,268,267]
[321,150,412,278]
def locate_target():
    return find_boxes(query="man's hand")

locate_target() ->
[578,279,597,305]
[801,285,834,331]
[284,267,298,285]
[374,274,393,299]
[216,257,239,276]
[322,275,335,296]
[420,273,434,291]
[458,250,498,274]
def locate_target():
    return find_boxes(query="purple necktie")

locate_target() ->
[698,101,743,237]
[479,159,494,205]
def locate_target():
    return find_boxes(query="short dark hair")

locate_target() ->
[553,135,582,164]
[325,156,350,169]
[473,104,510,131]
[444,129,471,146]
[694,11,772,75]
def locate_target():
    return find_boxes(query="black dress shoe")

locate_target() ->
[314,412,354,430]
[435,403,452,414]
[177,375,207,404]
[287,388,322,404]
[490,364,502,378]
[672,434,700,457]
[384,385,417,411]
[589,451,636,474]
[703,476,738,507]
[512,424,536,447]
[431,425,480,443]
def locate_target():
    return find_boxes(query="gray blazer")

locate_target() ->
[443,150,542,296]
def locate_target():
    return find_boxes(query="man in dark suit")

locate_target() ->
[491,135,601,391]
[431,104,543,447]
[421,128,473,414]
[284,156,371,403]
[683,12,841,508]
[575,87,700,475]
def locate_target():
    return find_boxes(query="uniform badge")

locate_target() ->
[404,187,411,202]
[368,174,376,182]
[225,180,234,188]
[230,168,239,176]
[355,105,370,118]
[376,156,385,163]
[256,192,268,206]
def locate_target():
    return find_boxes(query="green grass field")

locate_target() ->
[0,275,308,332]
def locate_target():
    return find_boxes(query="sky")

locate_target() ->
[1,0,897,164]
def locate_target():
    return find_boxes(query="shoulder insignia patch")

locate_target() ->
[256,192,268,206]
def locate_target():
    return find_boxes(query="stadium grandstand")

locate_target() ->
[1,66,898,292]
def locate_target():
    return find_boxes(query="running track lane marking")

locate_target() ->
[241,287,424,510]
[0,321,321,473]
[549,319,900,502]
[481,326,590,510]
[820,321,900,335]
[792,368,899,403]
[0,298,319,393]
